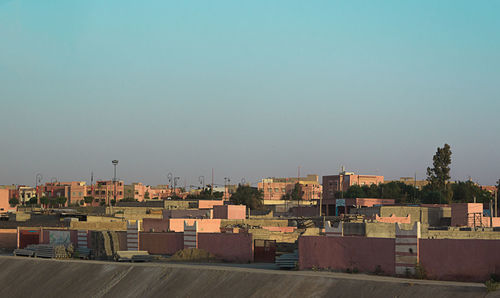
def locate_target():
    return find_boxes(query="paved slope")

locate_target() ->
[0,256,492,298]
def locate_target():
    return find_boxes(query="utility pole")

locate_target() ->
[495,189,498,218]
[414,172,417,203]
[112,160,119,206]
[211,168,214,195]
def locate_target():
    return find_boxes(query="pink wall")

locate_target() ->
[198,233,253,262]
[451,203,483,227]
[168,219,221,233]
[198,200,224,209]
[213,205,246,219]
[375,214,411,224]
[420,239,500,282]
[143,218,221,233]
[140,232,184,255]
[0,189,10,212]
[355,198,395,207]
[299,236,395,274]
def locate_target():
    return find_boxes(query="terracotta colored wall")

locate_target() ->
[0,229,17,250]
[168,219,221,233]
[140,232,184,255]
[420,239,500,282]
[198,200,224,209]
[198,233,253,262]
[375,214,411,224]
[143,218,169,232]
[299,236,395,274]
[0,189,10,212]
[355,198,395,207]
[451,203,483,227]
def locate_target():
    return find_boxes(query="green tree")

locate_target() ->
[144,191,150,200]
[290,183,304,201]
[230,184,263,210]
[344,185,365,198]
[39,197,49,207]
[452,181,492,203]
[28,197,38,205]
[426,144,453,203]
[56,197,67,207]
[9,198,19,207]
[84,196,94,204]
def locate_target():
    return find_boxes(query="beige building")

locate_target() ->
[258,174,322,201]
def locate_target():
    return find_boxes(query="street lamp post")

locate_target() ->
[174,177,180,196]
[112,160,119,206]
[35,173,42,204]
[199,176,205,190]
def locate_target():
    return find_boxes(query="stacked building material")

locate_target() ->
[13,248,35,257]
[275,250,298,269]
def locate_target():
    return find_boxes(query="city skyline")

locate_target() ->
[1,1,499,186]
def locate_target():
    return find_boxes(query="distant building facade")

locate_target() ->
[258,174,322,201]
[385,177,428,189]
[322,171,384,200]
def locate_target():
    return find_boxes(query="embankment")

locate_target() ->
[0,256,489,298]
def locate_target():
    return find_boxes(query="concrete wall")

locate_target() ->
[221,219,288,228]
[299,236,395,274]
[139,232,184,255]
[198,233,253,262]
[261,226,296,233]
[163,209,212,219]
[143,218,169,232]
[70,221,127,231]
[420,239,500,282]
[354,206,447,226]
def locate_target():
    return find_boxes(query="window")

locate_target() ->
[274,188,279,192]
[119,191,123,195]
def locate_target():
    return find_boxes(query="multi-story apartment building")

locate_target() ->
[37,181,88,206]
[18,186,36,204]
[87,180,124,205]
[258,174,322,201]
[322,170,384,200]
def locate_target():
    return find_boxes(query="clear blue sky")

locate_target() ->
[1,0,499,187]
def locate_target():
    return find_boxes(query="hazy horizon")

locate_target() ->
[1,1,499,187]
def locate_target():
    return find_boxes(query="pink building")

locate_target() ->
[213,205,246,219]
[87,180,124,205]
[323,170,384,200]
[0,189,11,212]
